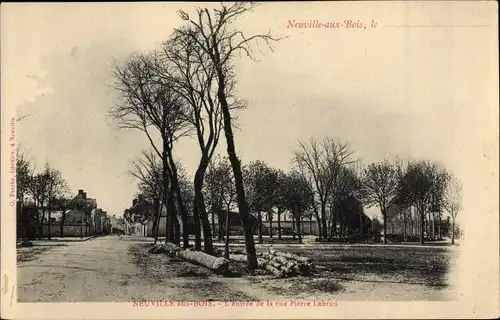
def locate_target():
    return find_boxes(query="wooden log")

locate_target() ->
[230,254,268,268]
[177,249,229,273]
[229,254,248,262]
[164,242,182,254]
[261,252,276,261]
[269,249,312,263]
[266,259,282,269]
[262,252,288,263]
[262,253,299,273]
[270,255,297,268]
[231,254,291,277]
[265,264,285,278]
[257,258,267,268]
[155,243,182,255]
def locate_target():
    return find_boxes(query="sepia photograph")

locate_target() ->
[1,1,498,319]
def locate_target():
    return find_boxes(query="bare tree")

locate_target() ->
[52,197,71,238]
[110,53,191,247]
[397,161,448,244]
[27,166,51,239]
[16,148,34,240]
[244,160,278,244]
[329,165,363,238]
[16,148,33,207]
[294,137,354,240]
[274,169,289,240]
[173,2,283,268]
[45,165,71,239]
[360,160,400,244]
[443,173,462,244]
[282,171,314,243]
[159,27,239,253]
[128,150,164,244]
[205,155,235,241]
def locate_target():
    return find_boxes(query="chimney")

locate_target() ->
[78,189,84,195]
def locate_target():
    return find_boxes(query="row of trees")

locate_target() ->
[129,133,463,252]
[362,159,462,244]
[111,3,280,269]
[16,149,76,239]
[292,138,462,245]
[112,3,463,271]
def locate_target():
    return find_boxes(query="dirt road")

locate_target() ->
[17,236,280,302]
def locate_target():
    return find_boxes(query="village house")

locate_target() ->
[110,214,125,234]
[124,196,150,236]
[39,189,98,238]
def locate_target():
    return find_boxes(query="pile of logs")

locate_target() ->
[229,248,315,278]
[149,243,229,274]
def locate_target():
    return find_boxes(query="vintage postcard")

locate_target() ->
[1,1,499,319]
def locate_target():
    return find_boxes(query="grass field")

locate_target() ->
[130,240,459,301]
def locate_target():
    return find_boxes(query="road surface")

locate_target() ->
[17,236,280,302]
[18,236,147,302]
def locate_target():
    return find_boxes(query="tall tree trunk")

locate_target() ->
[216,67,257,270]
[332,210,337,238]
[359,211,363,235]
[329,217,335,239]
[451,216,456,245]
[47,207,52,239]
[152,199,159,239]
[211,204,215,239]
[431,212,435,240]
[320,202,328,240]
[218,209,224,241]
[173,215,181,246]
[437,212,442,240]
[166,184,176,243]
[59,209,66,238]
[258,211,263,244]
[162,139,171,242]
[224,207,230,259]
[277,207,282,240]
[166,152,189,249]
[403,211,407,241]
[309,215,313,235]
[291,213,296,240]
[408,208,413,237]
[165,203,172,243]
[194,162,213,253]
[419,206,425,244]
[155,202,162,241]
[382,208,387,244]
[153,198,160,244]
[192,192,202,249]
[268,210,273,239]
[312,205,322,238]
[427,211,432,240]
[40,210,46,239]
[295,210,302,243]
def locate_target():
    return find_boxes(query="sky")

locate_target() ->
[2,2,498,225]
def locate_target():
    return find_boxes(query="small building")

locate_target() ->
[110,215,125,234]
